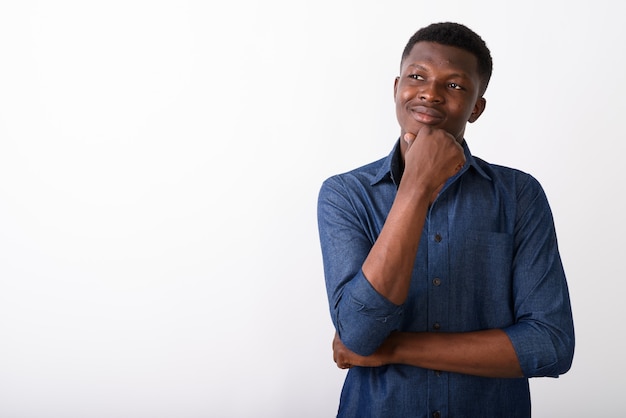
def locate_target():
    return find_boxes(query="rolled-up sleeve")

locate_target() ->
[503,176,575,377]
[317,175,403,355]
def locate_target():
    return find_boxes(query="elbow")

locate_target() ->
[336,316,395,356]
[548,324,576,376]
[524,331,575,378]
[338,334,381,357]
[335,304,403,356]
[332,280,405,356]
[554,333,575,375]
[507,322,575,378]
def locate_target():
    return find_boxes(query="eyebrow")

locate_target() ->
[406,63,427,71]
[406,63,469,79]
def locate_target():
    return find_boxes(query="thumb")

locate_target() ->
[403,132,417,146]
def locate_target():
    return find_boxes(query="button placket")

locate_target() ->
[426,203,450,414]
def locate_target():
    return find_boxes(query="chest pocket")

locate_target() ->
[461,230,514,279]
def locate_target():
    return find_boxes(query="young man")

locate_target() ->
[317,22,574,417]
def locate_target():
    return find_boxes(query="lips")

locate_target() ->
[410,105,444,125]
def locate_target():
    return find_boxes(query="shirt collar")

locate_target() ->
[371,138,492,187]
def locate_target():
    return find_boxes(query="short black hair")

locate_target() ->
[401,22,493,95]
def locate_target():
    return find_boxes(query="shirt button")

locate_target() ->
[433,278,441,286]
[433,322,441,330]
[433,411,441,418]
[435,370,442,376]
[434,233,442,242]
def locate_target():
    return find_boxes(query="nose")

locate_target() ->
[419,81,443,103]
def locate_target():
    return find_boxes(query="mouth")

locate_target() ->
[410,105,444,125]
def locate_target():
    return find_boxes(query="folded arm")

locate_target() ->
[333,329,523,378]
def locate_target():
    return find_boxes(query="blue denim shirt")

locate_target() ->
[317,139,575,418]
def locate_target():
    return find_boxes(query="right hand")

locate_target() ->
[402,127,466,198]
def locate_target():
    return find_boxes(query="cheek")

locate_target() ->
[398,87,414,102]
[395,89,414,113]
[450,103,473,120]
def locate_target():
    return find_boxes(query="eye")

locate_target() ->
[449,82,463,90]
[409,74,424,80]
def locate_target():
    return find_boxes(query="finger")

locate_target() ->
[403,132,417,145]
[455,155,467,172]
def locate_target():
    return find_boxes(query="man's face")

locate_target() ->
[394,41,486,144]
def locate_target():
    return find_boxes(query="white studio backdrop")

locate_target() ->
[0,1,623,417]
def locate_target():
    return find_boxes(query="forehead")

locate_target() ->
[402,41,479,76]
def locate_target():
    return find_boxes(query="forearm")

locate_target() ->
[335,329,523,378]
[361,131,457,305]
[362,185,431,305]
[384,330,523,378]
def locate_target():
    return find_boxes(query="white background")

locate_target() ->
[0,1,624,417]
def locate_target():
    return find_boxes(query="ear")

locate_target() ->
[468,97,486,123]
[393,77,399,101]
